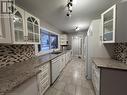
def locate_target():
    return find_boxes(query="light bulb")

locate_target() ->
[75,27,80,31]
[69,6,72,12]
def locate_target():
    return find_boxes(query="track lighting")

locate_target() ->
[66,0,73,17]
[75,27,80,31]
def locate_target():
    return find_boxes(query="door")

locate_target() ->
[72,36,83,58]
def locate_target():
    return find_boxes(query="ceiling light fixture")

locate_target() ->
[75,26,80,31]
[66,0,73,17]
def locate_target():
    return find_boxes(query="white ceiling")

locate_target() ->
[16,0,120,33]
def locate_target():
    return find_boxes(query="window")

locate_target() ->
[38,29,58,52]
[50,34,58,49]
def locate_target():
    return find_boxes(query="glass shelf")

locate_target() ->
[104,19,113,25]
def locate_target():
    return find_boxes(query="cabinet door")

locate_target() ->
[10,5,26,44]
[60,35,68,45]
[25,12,40,44]
[37,63,50,95]
[92,63,100,95]
[0,2,11,43]
[101,5,116,43]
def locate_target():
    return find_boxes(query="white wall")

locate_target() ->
[40,19,63,35]
[88,19,112,58]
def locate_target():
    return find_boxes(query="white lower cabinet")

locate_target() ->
[6,76,39,95]
[37,62,50,95]
[51,57,61,83]
[61,54,66,71]
[65,51,72,64]
[92,62,100,95]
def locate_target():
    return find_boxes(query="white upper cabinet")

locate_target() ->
[101,2,127,43]
[101,5,116,43]
[0,16,12,43]
[0,2,11,43]
[25,12,40,44]
[60,34,68,45]
[10,5,26,44]
[0,4,40,44]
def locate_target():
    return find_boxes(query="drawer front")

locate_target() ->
[39,76,49,86]
[38,69,49,81]
[37,63,50,95]
[92,62,100,95]
[39,79,50,95]
[52,57,61,63]
[39,63,49,71]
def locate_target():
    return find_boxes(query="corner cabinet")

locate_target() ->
[0,4,40,44]
[101,2,127,43]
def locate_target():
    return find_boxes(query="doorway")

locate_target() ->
[72,36,83,58]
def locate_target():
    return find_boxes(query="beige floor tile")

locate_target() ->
[64,83,76,95]
[44,87,57,95]
[76,86,89,95]
[53,81,66,91]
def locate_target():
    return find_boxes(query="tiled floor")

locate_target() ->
[44,58,95,95]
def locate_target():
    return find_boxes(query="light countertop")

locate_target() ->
[0,50,71,94]
[92,58,127,71]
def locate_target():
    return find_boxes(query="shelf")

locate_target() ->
[104,31,113,34]
[104,19,113,25]
[14,28,23,31]
[28,31,40,35]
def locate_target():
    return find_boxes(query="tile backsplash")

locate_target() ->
[0,45,35,68]
[113,43,127,63]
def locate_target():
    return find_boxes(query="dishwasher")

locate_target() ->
[51,57,61,84]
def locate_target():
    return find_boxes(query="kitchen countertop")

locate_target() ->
[92,58,127,71]
[0,50,71,94]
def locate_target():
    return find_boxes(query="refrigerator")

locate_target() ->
[84,19,111,80]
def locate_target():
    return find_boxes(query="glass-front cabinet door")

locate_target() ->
[25,12,40,44]
[101,5,116,43]
[0,2,12,43]
[11,5,26,44]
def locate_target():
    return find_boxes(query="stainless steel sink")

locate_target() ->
[51,51,62,54]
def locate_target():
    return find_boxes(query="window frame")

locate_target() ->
[35,28,60,56]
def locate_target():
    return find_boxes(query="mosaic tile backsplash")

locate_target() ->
[0,45,35,68]
[113,43,127,63]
